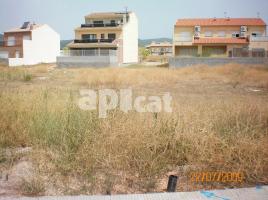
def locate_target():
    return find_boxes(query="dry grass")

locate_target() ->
[0,63,268,195]
[62,64,268,90]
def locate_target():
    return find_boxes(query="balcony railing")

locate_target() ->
[74,39,115,44]
[250,36,268,42]
[174,37,193,42]
[60,49,117,57]
[81,23,120,28]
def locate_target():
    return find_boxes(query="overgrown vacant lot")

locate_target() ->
[0,63,268,196]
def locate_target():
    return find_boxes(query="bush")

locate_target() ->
[23,73,32,82]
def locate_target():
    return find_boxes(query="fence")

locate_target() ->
[169,57,268,68]
[57,49,118,67]
[232,49,268,58]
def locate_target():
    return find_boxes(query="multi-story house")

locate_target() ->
[0,22,60,66]
[64,11,138,66]
[146,41,173,56]
[173,18,268,57]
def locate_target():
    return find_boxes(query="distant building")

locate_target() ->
[146,41,173,56]
[59,11,138,67]
[0,22,60,66]
[173,18,268,57]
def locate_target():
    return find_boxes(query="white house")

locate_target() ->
[0,22,60,67]
[59,11,138,67]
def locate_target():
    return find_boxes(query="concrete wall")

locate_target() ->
[169,57,268,68]
[8,58,25,67]
[249,41,268,50]
[122,12,138,63]
[57,55,118,68]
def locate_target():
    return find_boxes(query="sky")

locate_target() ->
[0,0,268,40]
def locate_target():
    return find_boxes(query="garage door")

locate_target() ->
[0,51,8,59]
[175,46,198,57]
[202,46,226,57]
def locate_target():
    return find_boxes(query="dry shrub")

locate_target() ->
[0,64,268,194]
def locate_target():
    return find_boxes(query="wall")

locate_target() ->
[174,26,194,41]
[8,58,25,67]
[122,12,138,63]
[2,32,31,58]
[174,25,266,38]
[249,41,268,50]
[56,55,118,67]
[169,57,268,68]
[85,17,122,25]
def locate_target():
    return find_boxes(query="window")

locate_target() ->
[218,31,225,37]
[177,32,192,42]
[101,34,105,39]
[205,32,213,37]
[111,20,116,25]
[108,33,116,40]
[82,34,97,40]
[194,26,201,32]
[232,32,240,38]
[93,21,104,27]
[251,32,262,37]
[93,21,103,24]
[7,36,15,46]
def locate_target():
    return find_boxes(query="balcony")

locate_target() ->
[250,36,268,42]
[81,23,120,28]
[74,39,115,44]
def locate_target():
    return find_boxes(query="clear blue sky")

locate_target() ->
[1,0,268,39]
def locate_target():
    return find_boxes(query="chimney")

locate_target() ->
[123,6,128,24]
[30,23,34,30]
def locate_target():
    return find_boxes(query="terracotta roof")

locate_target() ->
[5,24,43,33]
[193,38,249,44]
[175,18,266,26]
[85,12,130,19]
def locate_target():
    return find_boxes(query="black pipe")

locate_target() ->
[167,175,178,192]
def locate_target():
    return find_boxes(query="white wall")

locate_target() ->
[8,58,25,67]
[122,12,138,63]
[17,24,60,66]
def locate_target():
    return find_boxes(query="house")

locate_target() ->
[60,11,138,67]
[146,41,173,56]
[0,22,60,66]
[173,18,268,57]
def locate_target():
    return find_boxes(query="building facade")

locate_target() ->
[146,42,172,56]
[173,18,268,57]
[65,11,138,65]
[0,22,60,66]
